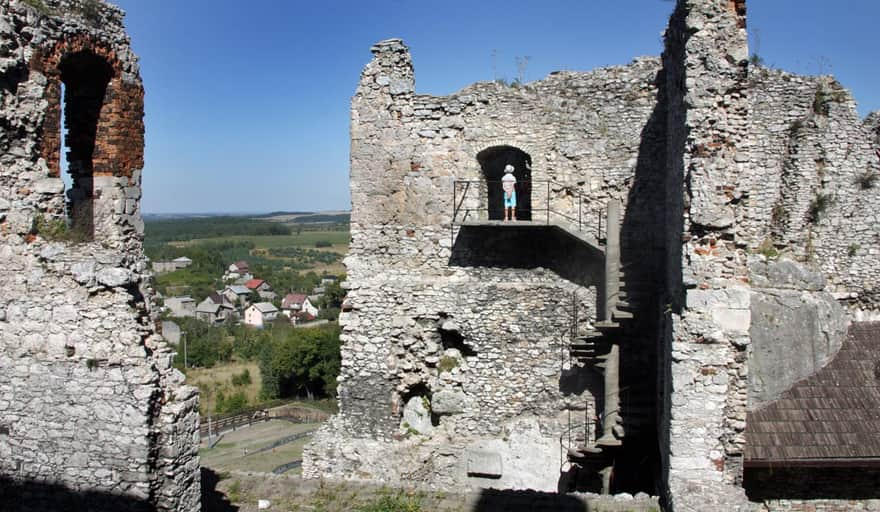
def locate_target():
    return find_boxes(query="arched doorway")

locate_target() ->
[477,145,533,221]
[58,50,114,240]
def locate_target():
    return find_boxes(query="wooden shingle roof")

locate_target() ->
[745,322,880,467]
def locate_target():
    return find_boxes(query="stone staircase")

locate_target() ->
[563,201,655,494]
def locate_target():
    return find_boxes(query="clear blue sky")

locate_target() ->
[110,0,880,214]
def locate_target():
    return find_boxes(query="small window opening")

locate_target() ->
[477,145,533,220]
[439,328,477,357]
[399,383,439,431]
[58,50,113,241]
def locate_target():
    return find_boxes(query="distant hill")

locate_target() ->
[257,211,350,224]
[143,210,350,224]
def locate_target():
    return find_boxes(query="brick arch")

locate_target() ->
[31,35,145,240]
[35,34,144,180]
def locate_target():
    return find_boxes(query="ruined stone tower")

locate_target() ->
[0,1,200,510]
[306,0,880,510]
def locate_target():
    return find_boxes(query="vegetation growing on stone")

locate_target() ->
[437,356,458,373]
[807,192,834,224]
[854,170,877,190]
[356,489,423,512]
[22,0,51,16]
[31,213,91,243]
[757,237,779,259]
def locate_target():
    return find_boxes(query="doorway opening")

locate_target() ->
[477,145,533,221]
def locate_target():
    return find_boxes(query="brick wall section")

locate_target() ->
[35,34,144,180]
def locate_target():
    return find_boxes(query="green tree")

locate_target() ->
[320,277,346,310]
[259,324,341,400]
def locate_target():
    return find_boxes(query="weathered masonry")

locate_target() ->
[305,0,880,510]
[0,1,200,510]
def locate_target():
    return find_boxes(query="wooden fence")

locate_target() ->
[199,403,331,438]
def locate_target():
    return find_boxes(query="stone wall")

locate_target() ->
[308,0,880,509]
[306,267,596,491]
[746,69,880,308]
[661,0,752,510]
[306,35,669,493]
[0,1,199,510]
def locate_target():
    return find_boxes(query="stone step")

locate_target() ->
[594,320,620,330]
[596,433,623,447]
[616,299,634,310]
[611,309,634,320]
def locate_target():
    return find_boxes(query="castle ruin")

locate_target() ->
[305,0,880,510]
[0,1,200,510]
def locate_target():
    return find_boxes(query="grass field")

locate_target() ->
[173,231,349,251]
[187,361,262,415]
[200,420,319,474]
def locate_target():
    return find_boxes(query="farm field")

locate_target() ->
[172,231,350,252]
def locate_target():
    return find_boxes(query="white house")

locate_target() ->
[172,256,193,268]
[223,260,252,281]
[281,293,319,318]
[244,302,279,328]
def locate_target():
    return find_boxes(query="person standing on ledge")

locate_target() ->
[502,164,517,221]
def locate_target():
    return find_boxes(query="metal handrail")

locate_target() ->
[452,179,604,242]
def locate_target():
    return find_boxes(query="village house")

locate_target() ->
[222,285,252,307]
[245,278,276,301]
[151,255,193,275]
[173,256,193,267]
[313,275,338,295]
[195,296,235,324]
[244,302,279,328]
[281,293,319,319]
[223,260,252,281]
[164,296,195,318]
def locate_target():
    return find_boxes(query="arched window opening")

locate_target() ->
[477,145,533,221]
[58,50,113,241]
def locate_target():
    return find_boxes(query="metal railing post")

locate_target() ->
[578,194,582,231]
[453,181,457,223]
[546,181,550,224]
[451,181,456,247]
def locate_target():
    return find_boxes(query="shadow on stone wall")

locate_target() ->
[449,224,603,289]
[0,476,155,512]
[612,66,669,497]
[744,467,880,501]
